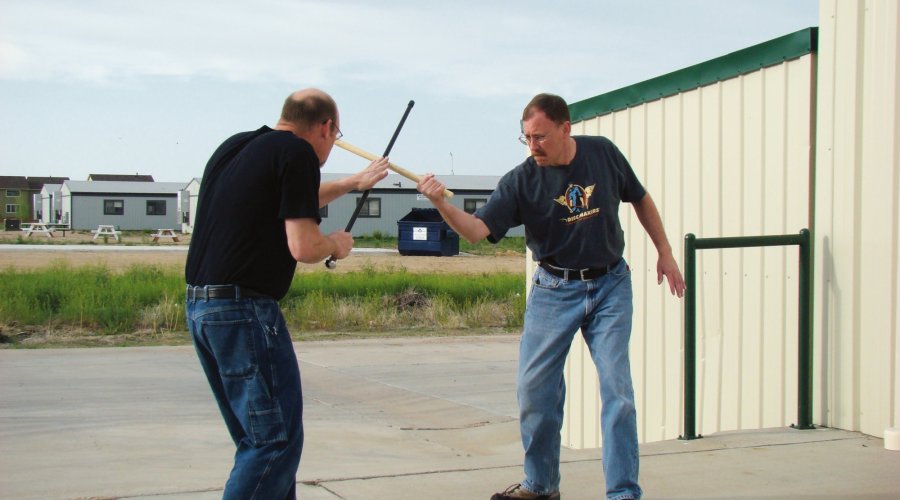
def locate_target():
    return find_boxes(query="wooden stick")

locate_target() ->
[334,139,454,199]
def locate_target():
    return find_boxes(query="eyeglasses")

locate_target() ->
[518,134,548,146]
[324,119,343,140]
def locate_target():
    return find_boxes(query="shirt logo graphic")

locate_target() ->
[553,183,600,224]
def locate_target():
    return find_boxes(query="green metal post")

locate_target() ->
[682,229,813,436]
[793,228,815,429]
[680,234,699,440]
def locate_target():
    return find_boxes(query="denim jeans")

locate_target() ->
[519,259,641,500]
[186,291,303,500]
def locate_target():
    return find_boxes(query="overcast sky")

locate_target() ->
[0,0,819,182]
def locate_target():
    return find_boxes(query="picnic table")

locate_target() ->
[92,224,121,242]
[46,223,70,236]
[151,228,180,242]
[20,222,55,238]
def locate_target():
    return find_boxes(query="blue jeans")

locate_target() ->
[186,292,303,500]
[519,259,641,500]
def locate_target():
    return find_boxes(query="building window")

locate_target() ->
[5,204,18,214]
[146,200,167,216]
[6,189,20,197]
[319,205,328,218]
[104,199,124,215]
[464,198,487,214]
[356,197,381,217]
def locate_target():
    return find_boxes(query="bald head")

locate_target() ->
[279,88,339,132]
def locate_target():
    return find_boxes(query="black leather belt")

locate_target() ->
[186,285,270,300]
[539,261,613,281]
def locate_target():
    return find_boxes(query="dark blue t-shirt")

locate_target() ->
[475,136,646,269]
[185,126,322,299]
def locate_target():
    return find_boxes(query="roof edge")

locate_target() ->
[569,27,818,123]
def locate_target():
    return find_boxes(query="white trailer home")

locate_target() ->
[60,180,185,231]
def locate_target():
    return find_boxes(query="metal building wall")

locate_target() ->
[814,0,899,438]
[67,195,179,230]
[558,36,816,447]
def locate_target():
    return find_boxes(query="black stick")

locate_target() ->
[325,100,415,268]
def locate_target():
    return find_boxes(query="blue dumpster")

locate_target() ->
[397,208,459,256]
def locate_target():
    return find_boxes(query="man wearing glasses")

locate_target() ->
[417,93,685,500]
[185,88,388,499]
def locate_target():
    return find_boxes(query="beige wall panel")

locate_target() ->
[741,70,767,430]
[624,107,655,443]
[642,99,673,443]
[718,75,747,433]
[761,62,791,426]
[819,0,863,432]
[812,1,838,427]
[815,0,899,438]
[857,0,899,438]
[662,95,686,439]
[697,84,725,433]
[814,0,899,437]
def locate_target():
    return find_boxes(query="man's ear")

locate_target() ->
[319,120,332,140]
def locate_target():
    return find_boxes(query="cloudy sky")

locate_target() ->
[0,0,819,182]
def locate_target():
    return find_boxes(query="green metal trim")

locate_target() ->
[570,27,818,123]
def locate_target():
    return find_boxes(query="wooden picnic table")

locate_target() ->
[20,222,55,238]
[92,224,121,242]
[151,228,180,242]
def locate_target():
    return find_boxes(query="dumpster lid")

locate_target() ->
[398,208,445,223]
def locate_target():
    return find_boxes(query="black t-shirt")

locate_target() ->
[185,126,322,300]
[475,136,646,269]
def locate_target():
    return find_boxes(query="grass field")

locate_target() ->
[0,259,525,348]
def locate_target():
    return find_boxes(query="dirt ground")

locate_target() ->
[0,230,525,274]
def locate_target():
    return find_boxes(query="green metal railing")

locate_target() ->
[680,229,814,440]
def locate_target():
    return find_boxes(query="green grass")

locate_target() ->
[353,234,526,256]
[0,263,525,348]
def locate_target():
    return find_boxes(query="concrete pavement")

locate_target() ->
[1,335,898,499]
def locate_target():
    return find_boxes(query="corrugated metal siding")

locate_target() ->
[560,54,815,447]
[814,0,899,437]
[68,195,179,230]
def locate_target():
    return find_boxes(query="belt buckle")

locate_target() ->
[579,268,589,281]
[186,285,208,301]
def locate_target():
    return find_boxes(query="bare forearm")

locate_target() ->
[318,178,353,207]
[318,157,390,207]
[285,218,351,263]
[431,198,490,244]
[295,233,338,263]
[632,193,686,296]
[632,193,673,256]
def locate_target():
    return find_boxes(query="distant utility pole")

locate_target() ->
[449,152,455,175]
